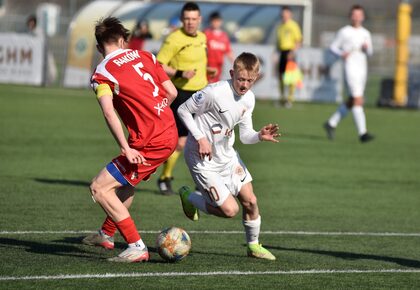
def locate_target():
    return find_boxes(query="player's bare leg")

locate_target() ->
[88,168,149,262]
[238,182,276,260]
[83,185,134,249]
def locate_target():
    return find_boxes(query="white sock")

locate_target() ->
[128,239,146,250]
[188,191,209,214]
[328,104,348,127]
[351,106,367,136]
[243,215,261,245]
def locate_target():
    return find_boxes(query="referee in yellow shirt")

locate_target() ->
[276,6,302,108]
[156,2,208,195]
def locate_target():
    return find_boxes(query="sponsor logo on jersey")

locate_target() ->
[113,50,141,67]
[218,108,228,113]
[211,123,222,134]
[154,98,169,116]
[193,92,204,104]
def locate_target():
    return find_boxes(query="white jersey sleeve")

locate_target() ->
[330,28,345,57]
[238,94,260,144]
[178,87,214,141]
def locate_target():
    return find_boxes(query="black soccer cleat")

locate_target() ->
[360,133,375,143]
[157,177,175,195]
[323,122,335,140]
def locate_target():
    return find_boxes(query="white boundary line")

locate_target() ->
[0,230,420,237]
[1,269,420,281]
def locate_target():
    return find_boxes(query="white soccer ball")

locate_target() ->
[156,227,191,262]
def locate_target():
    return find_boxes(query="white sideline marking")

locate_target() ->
[0,230,420,237]
[1,269,420,281]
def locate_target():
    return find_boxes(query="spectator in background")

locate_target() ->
[204,12,234,83]
[26,14,57,85]
[276,6,302,108]
[128,20,153,51]
[323,4,374,143]
[26,14,43,37]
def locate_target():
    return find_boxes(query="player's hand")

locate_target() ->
[122,147,151,166]
[342,51,350,59]
[183,70,196,79]
[259,123,280,143]
[361,42,368,53]
[207,67,218,77]
[197,137,212,161]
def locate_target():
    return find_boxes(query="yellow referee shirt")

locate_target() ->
[157,28,208,91]
[277,19,302,51]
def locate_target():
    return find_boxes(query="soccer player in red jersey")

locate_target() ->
[204,12,234,83]
[82,17,178,263]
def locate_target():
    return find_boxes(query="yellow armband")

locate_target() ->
[96,83,113,99]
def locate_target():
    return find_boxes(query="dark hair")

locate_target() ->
[27,14,37,25]
[350,4,364,14]
[182,2,200,15]
[281,5,291,12]
[95,17,130,49]
[209,11,221,20]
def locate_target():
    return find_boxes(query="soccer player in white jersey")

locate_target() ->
[324,4,374,143]
[177,52,280,260]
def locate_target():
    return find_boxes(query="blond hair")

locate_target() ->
[233,52,260,74]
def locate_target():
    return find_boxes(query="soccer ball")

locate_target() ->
[156,227,191,262]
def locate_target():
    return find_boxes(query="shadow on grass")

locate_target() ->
[33,178,160,195]
[34,178,90,187]
[265,245,420,268]
[0,237,97,259]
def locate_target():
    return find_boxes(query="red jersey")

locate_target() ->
[91,49,177,149]
[204,28,232,82]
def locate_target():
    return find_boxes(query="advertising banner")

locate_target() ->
[0,33,45,86]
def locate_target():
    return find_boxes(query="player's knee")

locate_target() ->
[242,195,258,211]
[221,203,239,218]
[89,181,105,203]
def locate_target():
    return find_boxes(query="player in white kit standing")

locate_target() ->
[177,52,280,260]
[324,4,374,143]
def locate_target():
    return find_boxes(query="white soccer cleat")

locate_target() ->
[108,247,150,263]
[82,231,114,250]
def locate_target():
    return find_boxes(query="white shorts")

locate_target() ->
[188,155,253,207]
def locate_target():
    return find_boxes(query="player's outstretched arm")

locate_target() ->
[98,95,150,165]
[258,123,280,143]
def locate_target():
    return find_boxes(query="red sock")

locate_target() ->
[115,217,141,244]
[101,216,117,237]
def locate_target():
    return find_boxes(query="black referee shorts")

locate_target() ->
[170,88,196,137]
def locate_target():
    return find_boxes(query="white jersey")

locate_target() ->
[178,80,260,172]
[330,25,373,96]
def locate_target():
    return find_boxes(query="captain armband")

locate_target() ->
[95,83,113,99]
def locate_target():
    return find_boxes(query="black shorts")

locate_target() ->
[171,88,196,137]
[278,50,291,77]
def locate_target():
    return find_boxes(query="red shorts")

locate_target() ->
[108,135,177,186]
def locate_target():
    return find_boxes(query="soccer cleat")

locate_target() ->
[360,133,374,143]
[108,246,149,263]
[247,243,276,261]
[323,122,335,140]
[82,231,114,250]
[157,177,175,195]
[178,186,199,221]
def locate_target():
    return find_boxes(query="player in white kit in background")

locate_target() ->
[324,4,374,143]
[177,52,280,260]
